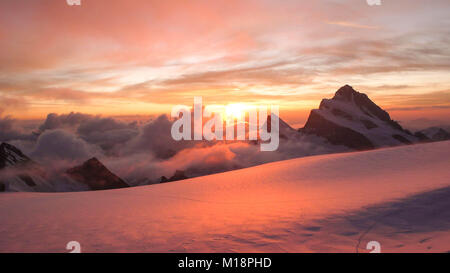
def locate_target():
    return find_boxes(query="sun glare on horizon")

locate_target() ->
[225,104,248,120]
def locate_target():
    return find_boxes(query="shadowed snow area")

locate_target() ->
[0,141,449,252]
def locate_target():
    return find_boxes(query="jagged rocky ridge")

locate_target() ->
[0,142,129,192]
[0,142,49,192]
[0,142,33,169]
[300,85,418,150]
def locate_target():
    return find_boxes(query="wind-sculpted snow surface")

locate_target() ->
[0,141,449,252]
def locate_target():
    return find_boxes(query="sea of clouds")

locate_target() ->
[0,111,344,185]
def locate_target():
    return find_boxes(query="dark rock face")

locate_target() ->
[66,157,129,191]
[392,134,412,144]
[361,119,378,130]
[301,111,374,150]
[331,108,353,121]
[414,132,431,142]
[160,170,189,183]
[159,176,169,183]
[0,142,32,170]
[18,174,37,187]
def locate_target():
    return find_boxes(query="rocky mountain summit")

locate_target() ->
[300,85,418,150]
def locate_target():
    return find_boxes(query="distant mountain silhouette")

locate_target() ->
[66,157,129,191]
[160,170,188,183]
[415,127,450,142]
[0,142,129,192]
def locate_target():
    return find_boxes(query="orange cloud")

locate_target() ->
[0,0,449,123]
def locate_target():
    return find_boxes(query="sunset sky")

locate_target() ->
[0,0,449,126]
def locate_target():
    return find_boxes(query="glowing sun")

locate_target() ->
[225,104,246,119]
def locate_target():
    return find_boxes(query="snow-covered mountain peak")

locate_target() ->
[321,85,391,123]
[302,85,418,149]
[332,84,358,101]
